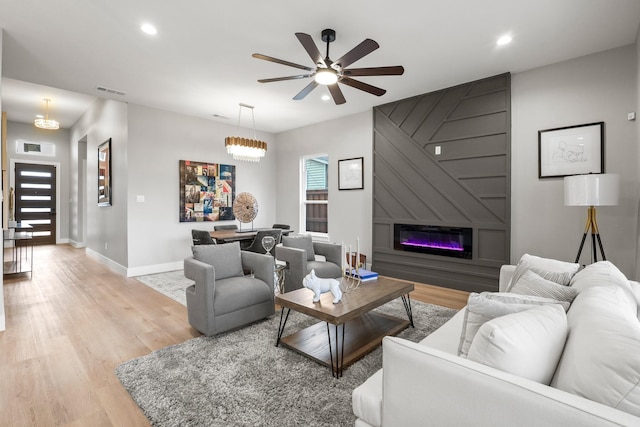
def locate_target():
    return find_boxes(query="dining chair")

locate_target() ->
[191,229,216,245]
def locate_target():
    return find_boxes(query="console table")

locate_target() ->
[3,222,34,278]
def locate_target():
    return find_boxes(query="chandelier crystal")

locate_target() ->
[34,98,60,130]
[225,103,267,162]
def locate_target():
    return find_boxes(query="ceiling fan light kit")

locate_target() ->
[225,103,267,162]
[34,98,60,130]
[253,28,404,105]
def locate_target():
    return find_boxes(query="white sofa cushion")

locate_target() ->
[458,292,572,357]
[510,270,578,303]
[467,304,568,385]
[552,284,640,417]
[352,369,383,427]
[458,293,549,357]
[506,254,579,291]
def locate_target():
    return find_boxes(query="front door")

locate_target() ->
[14,163,57,245]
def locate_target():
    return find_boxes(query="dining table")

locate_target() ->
[209,228,292,244]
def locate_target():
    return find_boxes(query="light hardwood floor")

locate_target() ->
[0,244,468,426]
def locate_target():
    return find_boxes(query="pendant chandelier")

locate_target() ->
[225,103,267,162]
[34,98,60,130]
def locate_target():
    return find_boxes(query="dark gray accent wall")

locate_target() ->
[372,73,511,292]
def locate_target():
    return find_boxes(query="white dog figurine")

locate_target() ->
[302,270,342,304]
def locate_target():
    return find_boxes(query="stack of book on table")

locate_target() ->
[346,268,379,281]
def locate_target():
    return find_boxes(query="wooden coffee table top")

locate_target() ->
[275,276,414,325]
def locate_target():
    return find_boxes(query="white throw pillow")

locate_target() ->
[510,270,578,304]
[506,254,579,292]
[551,286,640,416]
[467,304,568,385]
[458,293,539,357]
[482,291,570,312]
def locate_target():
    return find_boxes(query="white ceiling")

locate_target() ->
[1,1,639,134]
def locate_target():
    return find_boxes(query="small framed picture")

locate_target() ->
[538,122,604,178]
[338,157,364,190]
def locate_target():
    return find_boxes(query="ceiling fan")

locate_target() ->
[252,29,404,105]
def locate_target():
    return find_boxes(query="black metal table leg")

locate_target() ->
[326,322,346,378]
[401,294,414,328]
[276,308,291,346]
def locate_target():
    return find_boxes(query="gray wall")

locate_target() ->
[512,44,638,279]
[371,74,511,292]
[275,111,373,258]
[70,98,129,271]
[5,121,71,242]
[125,104,277,275]
[636,30,640,280]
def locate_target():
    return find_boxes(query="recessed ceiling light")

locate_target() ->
[141,23,157,35]
[321,94,331,101]
[497,35,512,46]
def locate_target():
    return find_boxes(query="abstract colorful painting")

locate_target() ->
[179,160,236,222]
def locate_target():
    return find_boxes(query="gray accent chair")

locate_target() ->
[275,234,342,293]
[184,241,275,336]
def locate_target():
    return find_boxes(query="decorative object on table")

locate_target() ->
[302,269,342,303]
[261,235,276,255]
[338,157,364,190]
[245,230,282,254]
[225,103,267,162]
[232,192,258,232]
[346,268,379,282]
[179,159,236,222]
[538,122,604,178]
[564,173,619,263]
[342,238,365,291]
[98,138,112,206]
[252,29,404,105]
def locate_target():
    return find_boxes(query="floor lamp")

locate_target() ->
[564,173,619,263]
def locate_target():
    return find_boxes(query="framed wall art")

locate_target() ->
[338,157,364,190]
[179,160,236,222]
[538,122,604,178]
[98,138,112,206]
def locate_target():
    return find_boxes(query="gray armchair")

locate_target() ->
[184,241,275,336]
[275,235,342,293]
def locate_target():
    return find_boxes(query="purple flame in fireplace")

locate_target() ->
[400,238,464,252]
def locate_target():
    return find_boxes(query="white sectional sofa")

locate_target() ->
[352,257,640,426]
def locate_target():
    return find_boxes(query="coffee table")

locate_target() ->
[275,276,414,378]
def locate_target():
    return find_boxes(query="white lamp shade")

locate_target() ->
[564,173,620,206]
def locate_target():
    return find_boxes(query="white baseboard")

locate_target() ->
[68,239,86,248]
[127,261,183,278]
[85,249,183,278]
[86,248,127,276]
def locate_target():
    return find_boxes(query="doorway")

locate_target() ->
[14,163,57,245]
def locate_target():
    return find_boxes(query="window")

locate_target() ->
[301,154,329,236]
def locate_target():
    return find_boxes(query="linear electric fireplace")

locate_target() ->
[394,224,472,259]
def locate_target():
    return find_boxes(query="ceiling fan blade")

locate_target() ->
[258,74,313,83]
[252,53,314,72]
[293,81,319,100]
[340,76,386,96]
[333,39,379,69]
[328,84,346,105]
[295,33,326,67]
[343,66,405,77]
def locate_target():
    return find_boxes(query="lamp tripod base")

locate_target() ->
[574,206,606,263]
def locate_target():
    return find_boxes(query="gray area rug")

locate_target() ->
[116,297,457,426]
[135,270,193,305]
